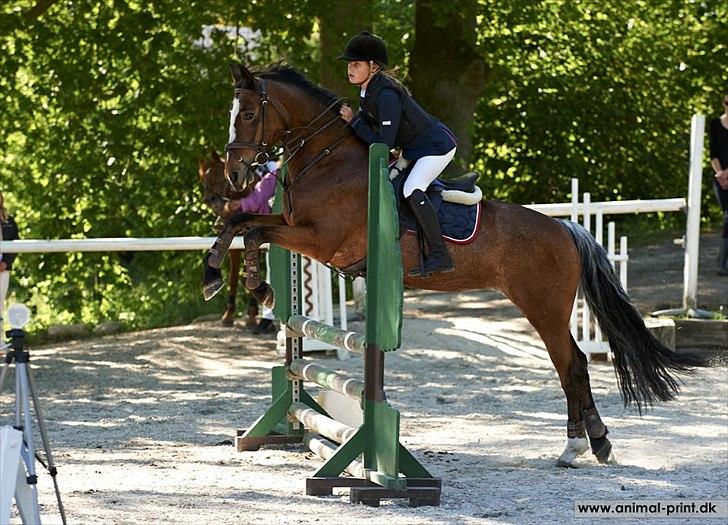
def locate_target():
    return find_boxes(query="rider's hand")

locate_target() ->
[717,170,728,190]
[339,105,354,123]
[224,200,242,215]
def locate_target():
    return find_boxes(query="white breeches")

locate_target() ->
[403,148,457,198]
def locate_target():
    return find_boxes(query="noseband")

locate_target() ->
[224,77,350,189]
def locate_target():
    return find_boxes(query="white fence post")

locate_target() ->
[620,235,628,290]
[683,113,705,311]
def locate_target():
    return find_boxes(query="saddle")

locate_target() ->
[390,161,482,244]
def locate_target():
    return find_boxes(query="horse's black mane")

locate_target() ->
[255,62,343,110]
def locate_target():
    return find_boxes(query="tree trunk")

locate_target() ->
[317,0,374,100]
[409,0,486,173]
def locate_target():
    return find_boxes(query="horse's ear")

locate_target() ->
[229,62,255,89]
[210,148,222,163]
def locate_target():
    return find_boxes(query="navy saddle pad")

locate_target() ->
[390,170,481,243]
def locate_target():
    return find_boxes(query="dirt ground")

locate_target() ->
[627,232,726,314]
[3,233,727,525]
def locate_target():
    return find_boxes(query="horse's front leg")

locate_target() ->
[202,212,286,301]
[208,212,286,268]
[243,224,322,309]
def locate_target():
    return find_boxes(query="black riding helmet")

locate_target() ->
[337,31,388,68]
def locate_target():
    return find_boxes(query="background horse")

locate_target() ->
[203,62,704,467]
[198,150,258,327]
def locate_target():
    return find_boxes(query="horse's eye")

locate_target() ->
[242,110,255,120]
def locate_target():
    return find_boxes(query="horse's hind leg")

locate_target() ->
[509,273,590,465]
[532,324,590,466]
[531,320,614,466]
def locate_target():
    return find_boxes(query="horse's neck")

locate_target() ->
[283,108,368,185]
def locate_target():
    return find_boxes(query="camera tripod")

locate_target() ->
[0,327,66,525]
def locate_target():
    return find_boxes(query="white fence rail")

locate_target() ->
[0,236,246,253]
[539,180,632,356]
[526,176,694,357]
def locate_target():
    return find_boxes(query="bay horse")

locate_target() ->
[203,62,703,467]
[198,150,258,327]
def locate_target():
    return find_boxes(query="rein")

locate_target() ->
[224,77,350,191]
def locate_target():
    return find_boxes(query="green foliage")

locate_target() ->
[473,0,727,214]
[0,0,277,330]
[0,0,724,331]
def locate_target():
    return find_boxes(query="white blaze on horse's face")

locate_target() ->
[226,96,249,190]
[228,97,240,146]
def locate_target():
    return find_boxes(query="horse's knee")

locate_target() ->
[244,226,265,251]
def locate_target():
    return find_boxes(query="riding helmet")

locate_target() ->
[338,31,388,68]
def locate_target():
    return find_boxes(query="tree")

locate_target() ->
[409,0,487,172]
[472,0,727,209]
[317,0,374,99]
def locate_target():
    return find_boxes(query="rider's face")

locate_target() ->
[347,61,370,85]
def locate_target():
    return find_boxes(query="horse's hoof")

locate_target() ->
[203,278,224,301]
[556,458,578,468]
[250,282,275,310]
[202,261,224,301]
[592,437,613,464]
[203,279,224,301]
[220,316,235,327]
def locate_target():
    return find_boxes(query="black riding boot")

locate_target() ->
[407,189,454,277]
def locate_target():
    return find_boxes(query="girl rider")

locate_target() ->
[338,31,458,277]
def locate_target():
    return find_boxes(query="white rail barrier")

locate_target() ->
[0,236,351,359]
[285,257,350,360]
[0,236,246,253]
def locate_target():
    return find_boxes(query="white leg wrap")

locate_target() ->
[557,437,589,467]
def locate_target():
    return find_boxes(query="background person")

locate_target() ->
[0,191,21,328]
[708,89,728,276]
[224,160,279,333]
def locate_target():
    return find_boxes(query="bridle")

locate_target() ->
[224,77,350,190]
[224,78,288,169]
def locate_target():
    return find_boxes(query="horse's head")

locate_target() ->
[198,149,229,217]
[199,148,257,221]
[225,63,289,192]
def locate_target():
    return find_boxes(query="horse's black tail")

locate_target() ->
[559,219,706,413]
